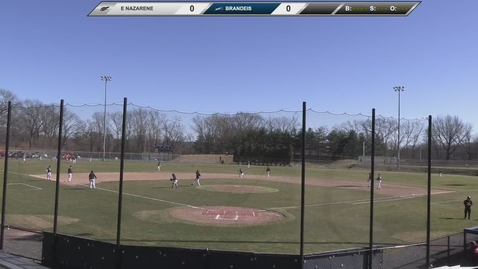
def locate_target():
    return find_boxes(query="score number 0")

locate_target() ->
[188,4,292,12]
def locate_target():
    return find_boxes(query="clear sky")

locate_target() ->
[1,0,476,129]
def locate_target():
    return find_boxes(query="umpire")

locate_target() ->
[464,196,473,220]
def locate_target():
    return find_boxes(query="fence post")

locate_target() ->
[52,99,64,267]
[116,98,128,269]
[299,101,306,269]
[368,108,376,269]
[0,101,12,250]
[447,236,450,265]
[426,115,432,268]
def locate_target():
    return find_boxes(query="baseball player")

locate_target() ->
[46,165,52,180]
[266,167,271,177]
[191,170,201,186]
[439,170,442,177]
[67,166,73,182]
[238,168,244,178]
[157,161,161,172]
[376,174,382,189]
[170,173,178,188]
[367,172,372,187]
[464,196,473,220]
[22,154,26,163]
[88,170,97,189]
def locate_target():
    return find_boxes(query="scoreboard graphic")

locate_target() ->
[88,1,421,16]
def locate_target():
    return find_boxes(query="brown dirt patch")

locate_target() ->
[169,206,285,226]
[29,172,452,198]
[197,185,279,194]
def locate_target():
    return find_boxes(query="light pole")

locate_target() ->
[101,76,112,161]
[394,86,404,170]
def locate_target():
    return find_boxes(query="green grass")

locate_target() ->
[0,159,477,254]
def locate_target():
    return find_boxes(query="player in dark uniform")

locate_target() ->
[464,196,473,220]
[89,170,97,189]
[367,172,372,187]
[67,166,73,182]
[192,170,201,186]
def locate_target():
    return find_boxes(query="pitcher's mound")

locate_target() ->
[197,185,279,194]
[170,206,285,226]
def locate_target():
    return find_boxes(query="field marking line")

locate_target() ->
[431,199,461,205]
[7,183,42,191]
[266,196,408,210]
[351,197,414,205]
[65,181,205,210]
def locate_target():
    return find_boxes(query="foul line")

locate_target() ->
[71,182,205,210]
[431,199,462,205]
[7,183,42,191]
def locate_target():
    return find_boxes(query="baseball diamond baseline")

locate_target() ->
[0,157,474,254]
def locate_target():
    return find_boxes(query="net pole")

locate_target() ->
[299,101,306,268]
[368,108,376,269]
[116,98,127,269]
[426,115,432,268]
[53,99,64,267]
[0,101,12,250]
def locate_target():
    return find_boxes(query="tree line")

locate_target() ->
[1,89,477,162]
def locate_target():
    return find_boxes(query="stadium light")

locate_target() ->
[394,86,405,170]
[101,76,112,162]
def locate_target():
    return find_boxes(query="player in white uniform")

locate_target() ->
[192,170,201,186]
[46,166,52,180]
[171,173,178,188]
[89,170,97,189]
[67,166,73,182]
[376,174,382,189]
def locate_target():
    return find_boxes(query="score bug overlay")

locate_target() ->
[88,1,421,17]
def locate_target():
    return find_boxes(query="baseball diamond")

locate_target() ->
[1,159,469,257]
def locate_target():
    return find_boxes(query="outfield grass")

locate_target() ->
[0,159,477,254]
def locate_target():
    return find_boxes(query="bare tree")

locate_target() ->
[108,111,123,151]
[62,107,84,149]
[15,99,45,149]
[459,125,474,160]
[432,115,472,160]
[408,121,425,158]
[161,115,185,146]
[129,108,149,152]
[0,89,20,126]
[265,115,299,132]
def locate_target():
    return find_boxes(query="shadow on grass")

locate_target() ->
[87,238,398,247]
[335,185,361,188]
[444,184,467,186]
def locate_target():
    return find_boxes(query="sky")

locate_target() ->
[1,0,477,130]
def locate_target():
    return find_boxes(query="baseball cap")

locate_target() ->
[468,196,471,199]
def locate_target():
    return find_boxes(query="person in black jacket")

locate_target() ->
[464,196,473,220]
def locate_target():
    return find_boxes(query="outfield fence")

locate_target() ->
[1,99,476,268]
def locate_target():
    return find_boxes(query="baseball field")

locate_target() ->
[1,156,476,254]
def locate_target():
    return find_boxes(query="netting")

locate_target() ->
[118,105,302,254]
[1,98,476,268]
[3,102,59,238]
